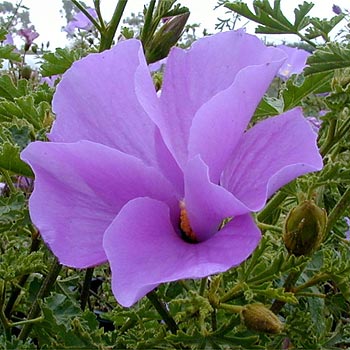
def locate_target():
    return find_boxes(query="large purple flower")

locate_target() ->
[21,30,323,307]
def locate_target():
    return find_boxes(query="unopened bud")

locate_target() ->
[21,65,32,80]
[283,200,327,256]
[241,304,283,334]
[145,12,190,64]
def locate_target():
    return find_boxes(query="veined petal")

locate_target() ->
[103,197,260,307]
[189,60,285,182]
[184,156,250,242]
[21,141,178,268]
[153,30,286,168]
[48,39,181,183]
[221,108,323,211]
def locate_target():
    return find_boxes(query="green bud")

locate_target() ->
[241,304,283,334]
[21,65,32,80]
[283,200,327,256]
[145,12,190,64]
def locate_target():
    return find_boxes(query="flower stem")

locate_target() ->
[5,227,41,317]
[199,277,208,296]
[257,191,287,223]
[146,290,178,334]
[217,302,244,314]
[18,257,62,341]
[80,267,94,311]
[99,0,128,52]
[256,222,282,233]
[0,281,11,340]
[220,282,244,303]
[270,269,301,314]
[0,169,16,193]
[293,272,329,293]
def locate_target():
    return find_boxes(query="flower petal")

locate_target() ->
[153,30,286,168]
[103,197,260,307]
[184,156,250,241]
[48,39,181,183]
[189,60,285,182]
[21,140,178,268]
[221,108,323,211]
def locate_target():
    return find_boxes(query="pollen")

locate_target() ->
[179,201,198,243]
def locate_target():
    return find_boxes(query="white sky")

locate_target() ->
[7,0,350,49]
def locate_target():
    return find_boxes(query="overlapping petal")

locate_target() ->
[183,156,250,242]
[188,61,285,182]
[151,30,286,168]
[221,108,323,211]
[49,39,181,184]
[21,140,178,268]
[103,197,260,307]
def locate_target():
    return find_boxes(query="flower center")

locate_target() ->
[179,201,198,243]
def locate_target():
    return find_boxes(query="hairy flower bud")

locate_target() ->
[241,304,283,334]
[145,12,190,63]
[283,200,327,256]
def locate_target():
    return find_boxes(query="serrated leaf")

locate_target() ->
[282,71,333,111]
[306,15,345,40]
[294,2,314,31]
[0,192,27,233]
[0,45,21,63]
[0,141,34,177]
[0,75,28,101]
[40,47,85,77]
[304,43,350,75]
[254,97,281,120]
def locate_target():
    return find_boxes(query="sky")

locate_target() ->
[7,0,350,49]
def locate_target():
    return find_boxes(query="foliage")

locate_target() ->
[0,0,350,349]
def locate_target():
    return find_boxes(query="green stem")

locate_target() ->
[220,282,244,303]
[99,0,128,52]
[320,118,337,157]
[199,277,208,296]
[93,0,106,31]
[80,267,94,311]
[146,290,178,334]
[217,302,244,314]
[0,281,11,340]
[293,272,329,293]
[5,229,41,317]
[71,0,103,32]
[256,222,282,233]
[18,257,62,341]
[325,186,350,238]
[270,269,301,314]
[257,191,287,223]
[140,0,156,45]
[0,169,16,193]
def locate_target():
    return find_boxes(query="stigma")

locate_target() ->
[179,201,198,243]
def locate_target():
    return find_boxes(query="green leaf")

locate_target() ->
[0,45,21,63]
[306,15,345,40]
[282,72,333,111]
[254,97,281,120]
[40,47,86,77]
[293,2,314,31]
[304,43,350,75]
[0,141,34,177]
[0,75,28,101]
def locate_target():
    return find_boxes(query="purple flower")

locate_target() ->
[64,8,97,35]
[3,33,14,45]
[21,31,323,307]
[332,4,342,15]
[18,28,39,50]
[40,74,60,87]
[276,45,311,80]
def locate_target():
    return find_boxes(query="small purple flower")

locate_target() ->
[18,28,39,51]
[40,74,60,87]
[64,8,97,35]
[21,31,323,307]
[276,45,311,80]
[3,33,14,45]
[332,4,342,15]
